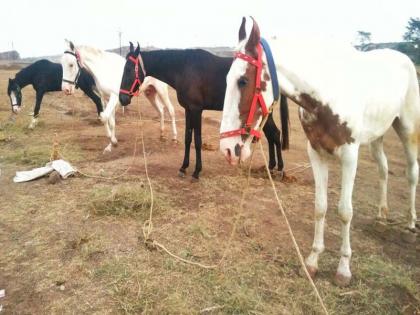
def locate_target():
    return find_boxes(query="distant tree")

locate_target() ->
[403,17,420,43]
[357,31,371,45]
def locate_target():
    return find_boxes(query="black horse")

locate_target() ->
[7,59,103,127]
[119,43,289,180]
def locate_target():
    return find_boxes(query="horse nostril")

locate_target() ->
[226,148,232,160]
[234,144,242,157]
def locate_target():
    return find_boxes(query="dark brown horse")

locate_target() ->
[119,43,289,180]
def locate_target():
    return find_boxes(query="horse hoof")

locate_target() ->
[103,144,112,154]
[160,135,167,142]
[178,170,186,178]
[191,176,199,183]
[334,273,351,287]
[172,139,179,144]
[401,228,417,244]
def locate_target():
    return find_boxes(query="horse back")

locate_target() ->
[181,52,232,110]
[28,60,62,92]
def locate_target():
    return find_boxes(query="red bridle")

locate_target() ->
[220,43,269,140]
[119,55,146,97]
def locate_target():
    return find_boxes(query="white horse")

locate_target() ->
[61,40,177,152]
[220,17,419,286]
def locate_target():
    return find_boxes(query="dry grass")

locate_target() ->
[0,69,419,314]
[88,182,169,219]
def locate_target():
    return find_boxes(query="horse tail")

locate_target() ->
[280,94,290,150]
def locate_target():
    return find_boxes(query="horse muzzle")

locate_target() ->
[220,138,250,166]
[119,94,131,106]
[12,105,21,114]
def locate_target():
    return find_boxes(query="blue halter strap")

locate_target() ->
[260,38,280,102]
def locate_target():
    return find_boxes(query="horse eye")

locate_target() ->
[69,64,74,68]
[237,77,248,88]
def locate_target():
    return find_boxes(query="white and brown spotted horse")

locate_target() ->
[220,17,420,286]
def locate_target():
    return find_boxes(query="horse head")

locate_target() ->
[220,17,275,165]
[119,42,146,106]
[7,78,22,113]
[61,39,82,95]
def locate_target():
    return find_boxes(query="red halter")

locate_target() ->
[220,43,269,140]
[119,55,146,96]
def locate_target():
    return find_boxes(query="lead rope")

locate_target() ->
[140,97,260,269]
[258,140,328,315]
[136,96,328,313]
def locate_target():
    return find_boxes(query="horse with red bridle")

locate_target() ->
[119,42,290,181]
[220,17,419,286]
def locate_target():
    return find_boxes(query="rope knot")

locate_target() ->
[144,238,157,251]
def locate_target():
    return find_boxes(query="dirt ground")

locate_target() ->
[0,68,419,314]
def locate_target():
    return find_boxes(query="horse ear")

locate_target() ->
[134,42,140,55]
[245,17,260,56]
[129,41,134,53]
[239,17,246,42]
[69,41,75,51]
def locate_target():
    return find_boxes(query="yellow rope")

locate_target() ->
[140,102,259,269]
[258,140,329,315]
[55,95,328,313]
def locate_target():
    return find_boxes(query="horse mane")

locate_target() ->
[77,45,104,57]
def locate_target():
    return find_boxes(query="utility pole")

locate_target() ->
[118,30,122,56]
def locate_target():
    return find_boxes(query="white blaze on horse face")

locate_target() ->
[61,53,78,94]
[10,91,21,113]
[220,59,248,165]
[10,91,17,106]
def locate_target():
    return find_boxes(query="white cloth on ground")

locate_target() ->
[13,159,76,183]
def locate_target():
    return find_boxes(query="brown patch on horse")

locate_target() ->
[144,85,156,97]
[238,65,257,123]
[237,63,268,131]
[297,93,354,154]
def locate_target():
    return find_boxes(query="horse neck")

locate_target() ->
[14,66,33,88]
[77,46,107,78]
[141,50,185,89]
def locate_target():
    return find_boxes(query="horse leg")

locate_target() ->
[99,95,108,123]
[191,109,203,181]
[29,90,44,129]
[263,116,277,171]
[102,94,118,153]
[145,86,166,140]
[335,144,359,286]
[179,110,192,177]
[84,88,103,116]
[369,137,389,219]
[393,118,418,230]
[305,142,329,278]
[274,129,284,173]
[158,87,178,142]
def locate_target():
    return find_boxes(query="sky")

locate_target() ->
[0,0,419,58]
